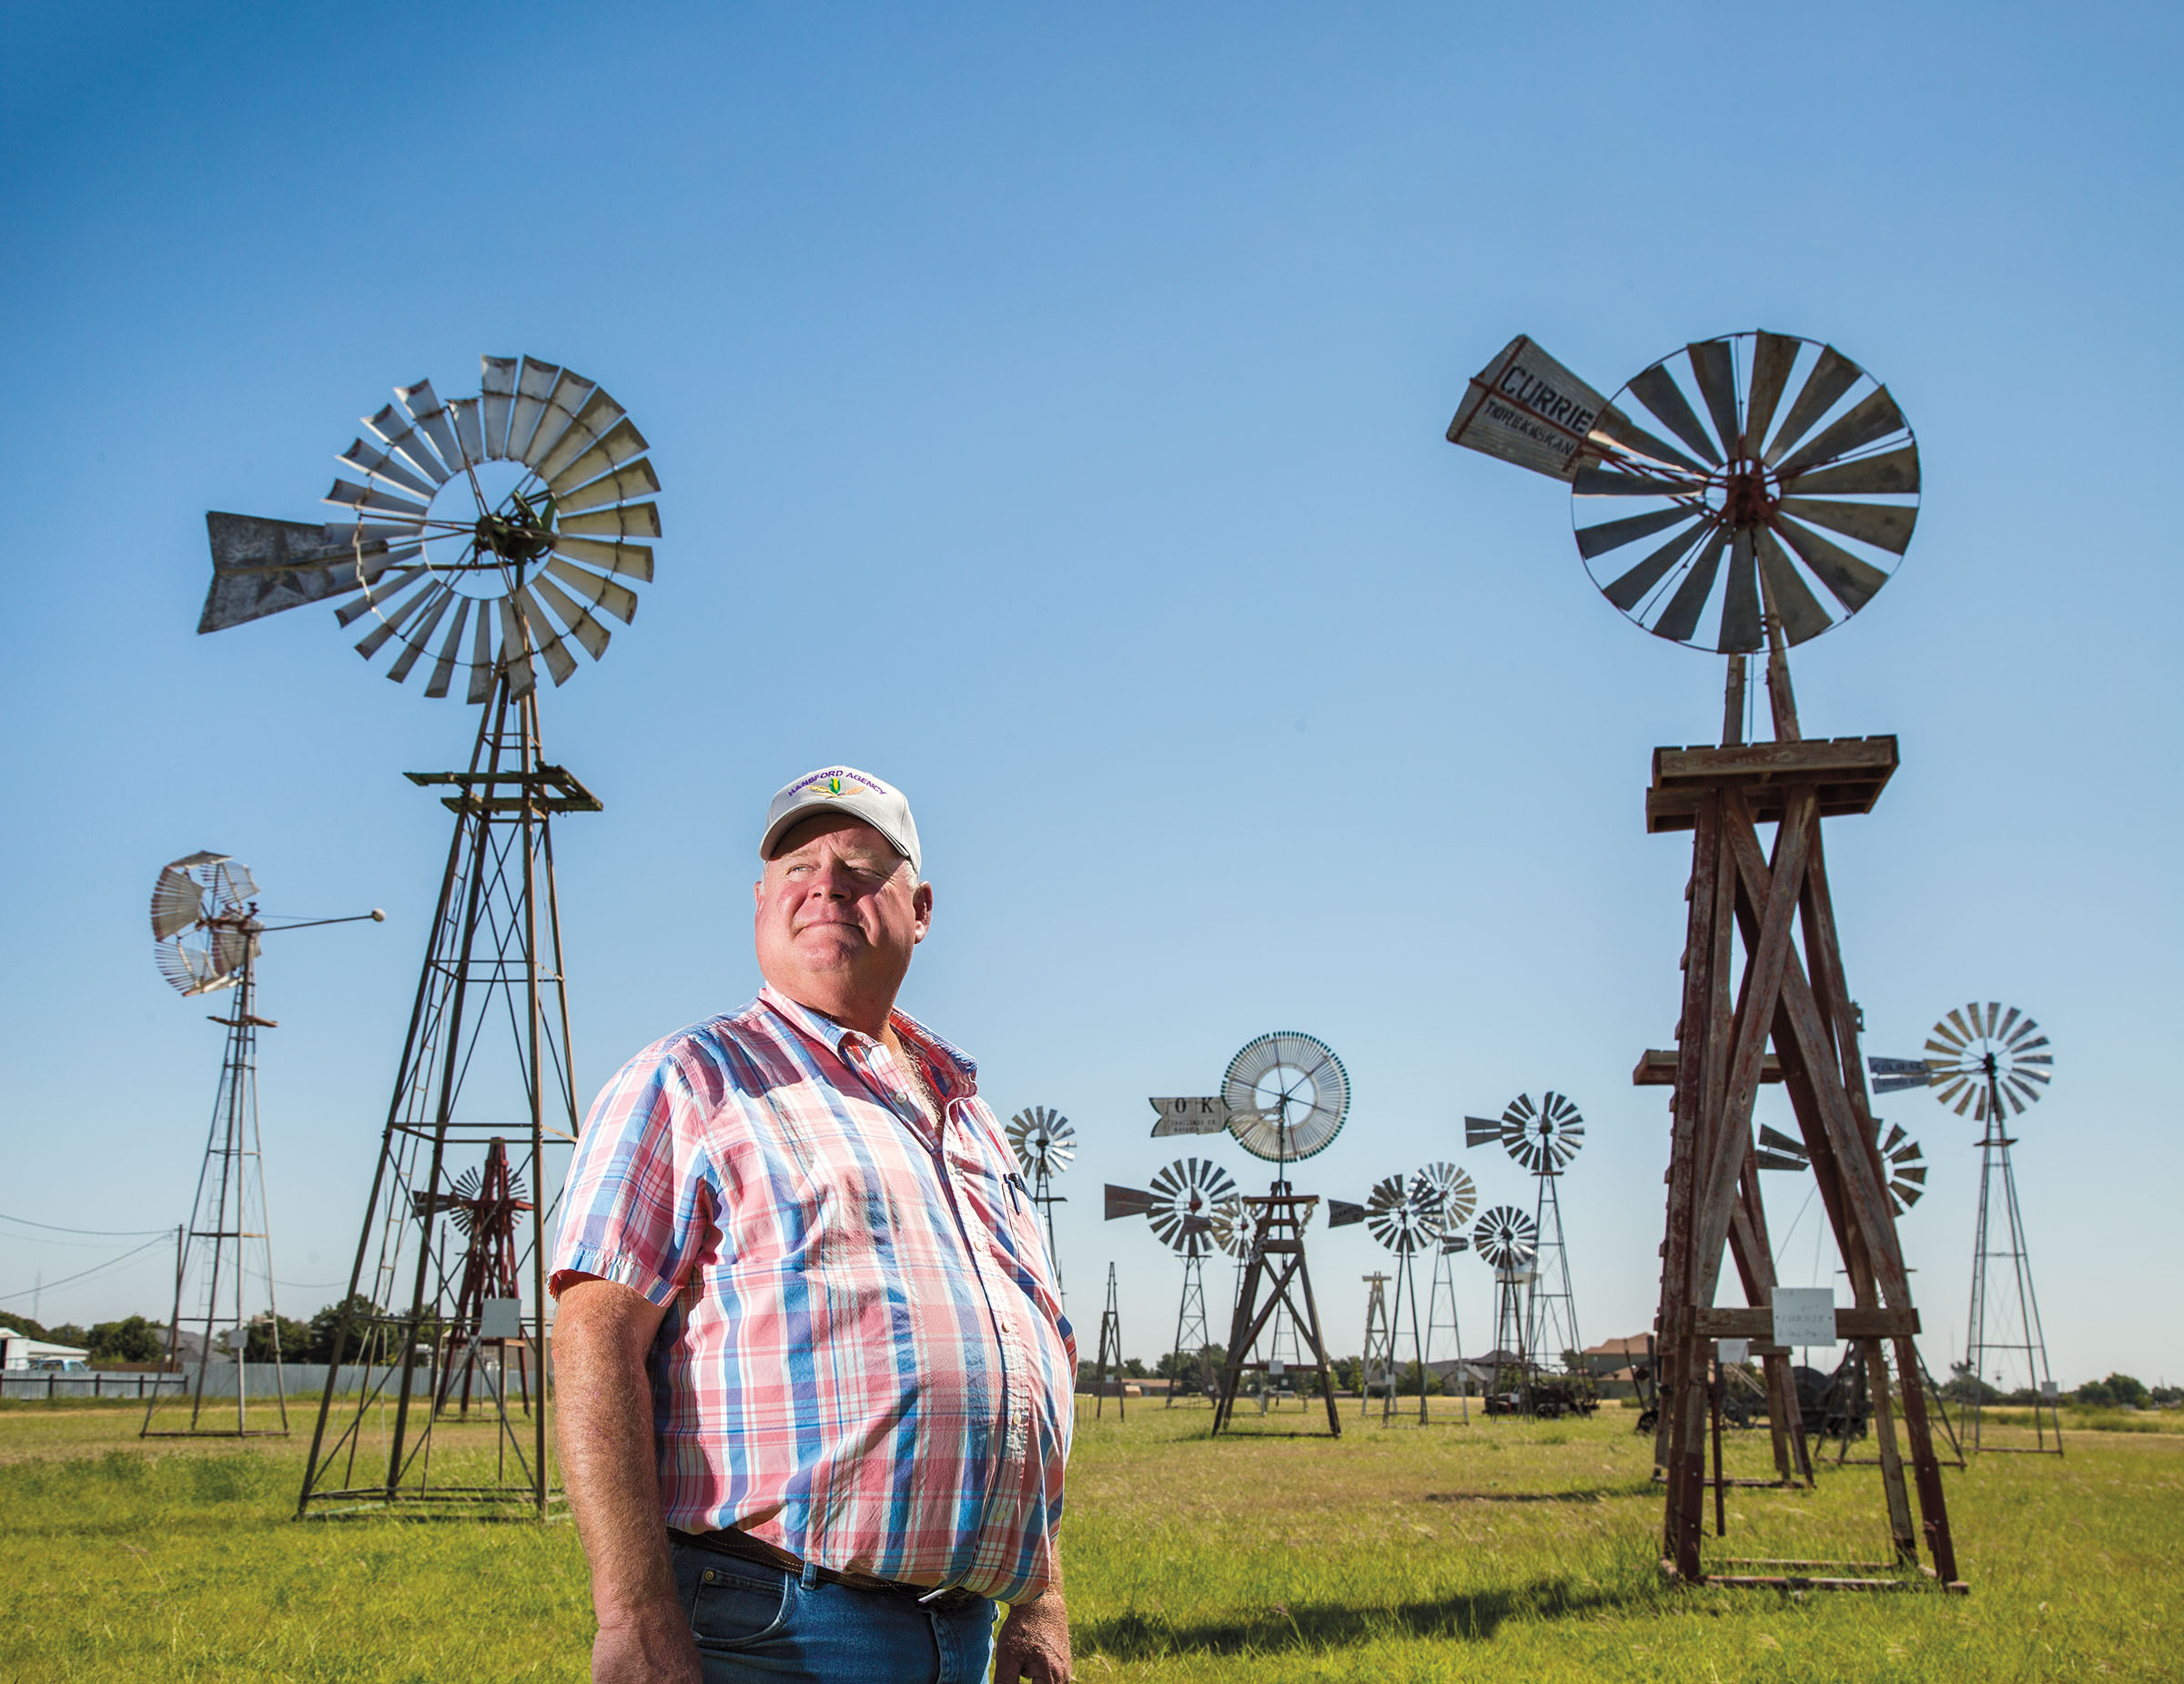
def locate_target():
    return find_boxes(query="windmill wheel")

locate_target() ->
[1876,1122,1927,1212]
[1207,1195,1252,1259]
[1926,1003,2052,1121]
[1007,1106,1077,1180]
[201,355,660,702]
[1572,332,1916,653]
[1498,1091,1584,1172]
[150,851,260,996]
[1417,1161,1477,1232]
[1365,1172,1441,1255]
[1148,1158,1239,1256]
[1222,1031,1350,1163]
[1473,1205,1539,1270]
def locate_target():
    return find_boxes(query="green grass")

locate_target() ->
[1,1401,2175,1679]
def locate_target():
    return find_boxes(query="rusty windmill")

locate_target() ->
[1449,330,1959,1589]
[197,356,660,1517]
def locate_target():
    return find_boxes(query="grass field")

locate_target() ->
[1,1396,2176,1680]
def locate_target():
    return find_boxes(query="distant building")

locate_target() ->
[1580,1334,1657,1397]
[0,1325,92,1370]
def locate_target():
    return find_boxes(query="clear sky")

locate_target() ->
[3,3,2177,1388]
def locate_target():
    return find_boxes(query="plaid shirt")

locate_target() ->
[550,986,1075,1601]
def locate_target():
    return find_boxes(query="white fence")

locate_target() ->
[3,1363,386,1402]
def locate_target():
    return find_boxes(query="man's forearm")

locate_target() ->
[555,1291,678,1624]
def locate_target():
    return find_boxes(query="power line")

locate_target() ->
[0,1235,171,1304]
[0,1212,174,1238]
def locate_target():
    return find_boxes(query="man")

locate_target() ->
[551,766,1076,1684]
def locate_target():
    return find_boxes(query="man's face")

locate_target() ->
[753,813,931,1021]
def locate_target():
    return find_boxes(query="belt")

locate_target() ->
[671,1527,988,1616]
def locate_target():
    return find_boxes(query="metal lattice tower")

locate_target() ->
[298,678,594,1516]
[147,904,281,1437]
[1093,1263,1127,1419]
[1360,1273,1394,1415]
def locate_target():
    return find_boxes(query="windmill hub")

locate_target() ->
[1719,462,1776,529]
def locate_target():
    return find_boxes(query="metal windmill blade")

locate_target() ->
[1006,1107,1077,1181]
[1754,1123,1811,1173]
[1570,332,1917,654]
[1146,1158,1239,1256]
[1222,1031,1350,1162]
[1923,1002,2053,1121]
[447,1163,531,1234]
[1498,1091,1584,1173]
[199,355,661,702]
[1365,1172,1441,1256]
[1876,1122,1928,1212]
[150,851,261,996]
[1472,1205,1539,1271]
[1417,1162,1478,1232]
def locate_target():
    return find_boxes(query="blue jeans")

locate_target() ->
[668,1537,997,1683]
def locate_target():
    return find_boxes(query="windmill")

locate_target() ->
[1419,1162,1477,1420]
[420,1137,535,1418]
[1006,1106,1076,1300]
[1153,1030,1354,1435]
[1102,1158,1240,1405]
[1472,1205,1539,1405]
[1363,1171,1444,1423]
[142,855,380,1439]
[1467,1092,1587,1385]
[1450,330,1959,1588]
[1873,1004,2060,1453]
[197,355,658,1517]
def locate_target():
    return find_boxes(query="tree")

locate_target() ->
[2149,1385,2180,1406]
[246,1314,312,1363]
[1944,1361,2001,1405]
[1122,1357,1148,1379]
[305,1295,381,1365]
[85,1315,168,1364]
[2078,1373,2148,1408]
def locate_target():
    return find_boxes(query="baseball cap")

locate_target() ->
[759,766,922,878]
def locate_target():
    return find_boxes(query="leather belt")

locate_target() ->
[671,1527,987,1616]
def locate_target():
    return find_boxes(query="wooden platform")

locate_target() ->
[1645,736,1897,834]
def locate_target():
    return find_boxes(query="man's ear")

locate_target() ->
[911,880,934,942]
[753,878,764,908]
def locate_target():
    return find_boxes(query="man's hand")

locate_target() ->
[591,1596,702,1684]
[994,1589,1071,1684]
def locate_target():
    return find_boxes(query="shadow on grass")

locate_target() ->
[1421,1484,1656,1505]
[1078,1575,1648,1658]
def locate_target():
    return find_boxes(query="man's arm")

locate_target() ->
[555,1276,701,1684]
[994,1553,1071,1684]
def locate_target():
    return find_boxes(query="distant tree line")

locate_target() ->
[5,1296,383,1366]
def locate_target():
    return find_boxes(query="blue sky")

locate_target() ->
[2,3,2178,1386]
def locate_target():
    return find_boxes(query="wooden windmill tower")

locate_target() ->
[1449,331,1960,1589]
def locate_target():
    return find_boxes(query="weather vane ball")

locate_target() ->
[199,355,660,702]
